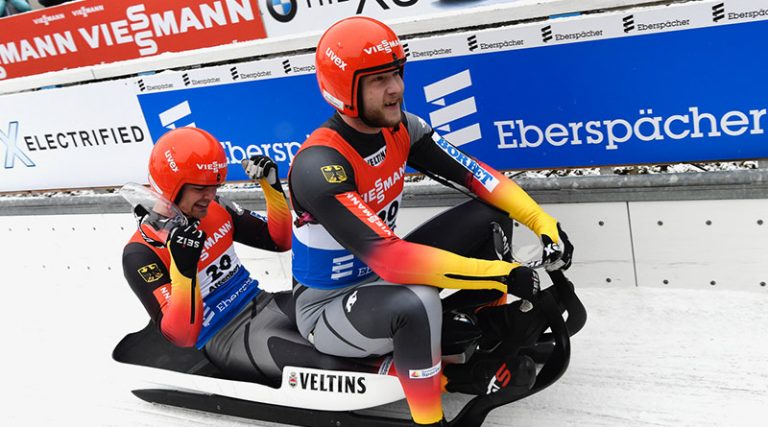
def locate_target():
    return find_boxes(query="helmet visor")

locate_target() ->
[120,182,188,245]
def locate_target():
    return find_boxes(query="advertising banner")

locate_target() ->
[0,0,266,81]
[404,23,768,170]
[3,0,766,192]
[259,0,523,37]
[0,81,152,192]
[137,3,768,179]
[137,70,323,183]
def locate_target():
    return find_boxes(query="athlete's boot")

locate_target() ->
[443,354,536,396]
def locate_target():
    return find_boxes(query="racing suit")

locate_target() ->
[122,184,365,383]
[288,111,559,423]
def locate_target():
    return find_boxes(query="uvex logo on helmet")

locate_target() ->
[165,150,179,172]
[363,39,400,55]
[325,47,347,70]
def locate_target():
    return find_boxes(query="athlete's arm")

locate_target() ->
[290,145,514,292]
[122,241,202,347]
[219,196,292,252]
[404,112,560,242]
[236,156,292,251]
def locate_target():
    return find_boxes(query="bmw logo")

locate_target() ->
[266,0,297,23]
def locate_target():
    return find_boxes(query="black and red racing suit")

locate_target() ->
[288,111,559,424]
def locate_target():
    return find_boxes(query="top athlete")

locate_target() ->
[288,17,574,426]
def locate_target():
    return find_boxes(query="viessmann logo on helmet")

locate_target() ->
[197,161,228,172]
[363,39,400,55]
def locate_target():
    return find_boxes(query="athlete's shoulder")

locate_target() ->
[289,146,357,210]
[123,238,167,272]
[215,196,250,219]
[125,229,162,255]
[292,145,352,178]
[302,114,346,147]
[207,199,230,216]
[402,111,433,143]
[124,236,153,256]
[199,200,234,232]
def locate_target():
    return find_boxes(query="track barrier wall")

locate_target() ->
[2,173,767,292]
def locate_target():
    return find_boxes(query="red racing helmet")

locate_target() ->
[315,16,406,117]
[148,127,228,202]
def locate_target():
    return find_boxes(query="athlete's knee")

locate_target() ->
[395,285,441,326]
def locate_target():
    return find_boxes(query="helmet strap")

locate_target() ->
[132,205,167,248]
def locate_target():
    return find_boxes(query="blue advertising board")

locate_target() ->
[138,19,768,180]
[138,74,330,181]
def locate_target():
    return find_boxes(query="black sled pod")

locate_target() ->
[112,269,586,427]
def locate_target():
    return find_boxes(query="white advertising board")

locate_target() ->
[259,0,525,37]
[0,80,151,192]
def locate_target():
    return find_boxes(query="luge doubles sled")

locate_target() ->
[113,270,586,426]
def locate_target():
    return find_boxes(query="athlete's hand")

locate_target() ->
[506,266,540,301]
[167,222,206,278]
[241,155,278,186]
[540,223,573,272]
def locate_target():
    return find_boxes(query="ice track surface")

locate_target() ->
[5,284,767,427]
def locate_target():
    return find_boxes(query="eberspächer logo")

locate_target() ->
[267,0,297,23]
[467,35,478,51]
[423,70,481,147]
[623,15,635,33]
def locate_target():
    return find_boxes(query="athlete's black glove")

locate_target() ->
[506,266,540,301]
[241,155,278,186]
[540,223,574,272]
[167,222,206,278]
[444,353,536,395]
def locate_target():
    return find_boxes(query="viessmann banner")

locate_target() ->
[136,18,768,179]
[0,0,266,81]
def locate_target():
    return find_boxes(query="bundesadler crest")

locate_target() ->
[321,165,347,183]
[138,263,163,283]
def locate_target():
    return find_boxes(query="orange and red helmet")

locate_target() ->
[315,16,406,117]
[148,127,227,202]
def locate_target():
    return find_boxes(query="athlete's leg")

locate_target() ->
[297,282,444,425]
[404,197,544,396]
[404,198,513,260]
[405,198,512,310]
[205,292,377,386]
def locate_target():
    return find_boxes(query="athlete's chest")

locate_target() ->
[197,205,235,265]
[195,204,243,298]
[353,131,409,209]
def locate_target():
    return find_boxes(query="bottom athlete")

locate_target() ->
[122,127,373,383]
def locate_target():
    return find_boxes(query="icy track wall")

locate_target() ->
[2,176,767,294]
